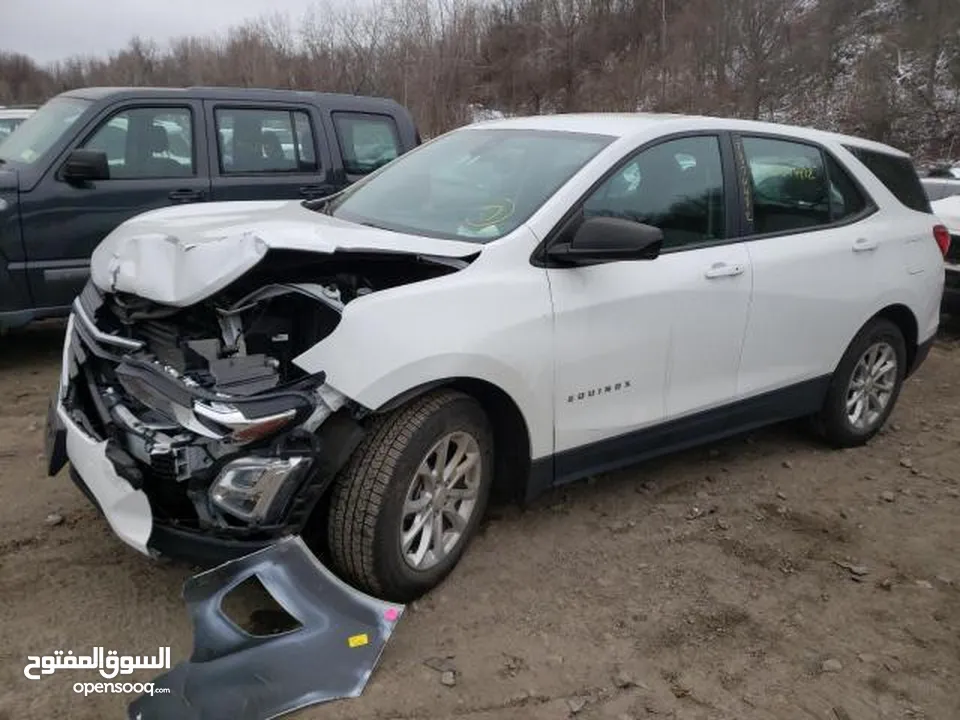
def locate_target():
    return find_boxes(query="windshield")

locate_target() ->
[0,96,91,166]
[326,128,614,242]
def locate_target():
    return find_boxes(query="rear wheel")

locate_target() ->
[327,390,493,602]
[814,318,906,447]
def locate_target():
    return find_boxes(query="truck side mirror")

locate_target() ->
[63,149,110,184]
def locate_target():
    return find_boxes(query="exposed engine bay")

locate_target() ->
[58,249,468,542]
[100,250,464,393]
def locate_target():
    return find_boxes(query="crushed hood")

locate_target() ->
[90,200,482,307]
[933,195,960,234]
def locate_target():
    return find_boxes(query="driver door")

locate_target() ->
[20,101,210,309]
[546,134,753,482]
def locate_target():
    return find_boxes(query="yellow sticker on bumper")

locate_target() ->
[348,633,370,648]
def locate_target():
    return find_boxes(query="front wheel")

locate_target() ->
[327,390,493,602]
[814,318,906,447]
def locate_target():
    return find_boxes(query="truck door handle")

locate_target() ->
[853,237,878,252]
[704,262,745,279]
[299,185,328,198]
[169,189,205,202]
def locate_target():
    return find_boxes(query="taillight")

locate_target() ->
[934,224,951,258]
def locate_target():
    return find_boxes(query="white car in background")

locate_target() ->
[47,113,946,602]
[931,194,960,312]
[0,106,36,142]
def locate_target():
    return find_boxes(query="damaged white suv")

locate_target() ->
[46,114,946,601]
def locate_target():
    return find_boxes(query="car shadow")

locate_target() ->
[484,417,817,525]
[0,319,67,371]
[937,312,960,342]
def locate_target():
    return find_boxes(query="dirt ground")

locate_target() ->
[1,319,959,720]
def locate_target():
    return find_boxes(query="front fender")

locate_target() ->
[291,231,555,459]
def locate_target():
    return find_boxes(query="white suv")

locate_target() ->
[0,106,36,141]
[46,113,947,601]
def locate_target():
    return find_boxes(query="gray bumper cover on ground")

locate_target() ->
[128,536,404,720]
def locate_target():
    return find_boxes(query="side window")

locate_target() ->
[332,112,401,175]
[825,154,869,222]
[742,136,831,234]
[214,108,319,174]
[294,112,317,170]
[844,145,931,213]
[582,135,726,250]
[82,107,194,179]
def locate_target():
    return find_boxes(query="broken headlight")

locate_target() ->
[209,456,309,523]
[194,401,299,444]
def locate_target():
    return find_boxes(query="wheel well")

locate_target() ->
[874,304,918,373]
[377,378,533,503]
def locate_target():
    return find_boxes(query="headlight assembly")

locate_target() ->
[209,456,309,523]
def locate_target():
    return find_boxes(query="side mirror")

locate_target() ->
[62,149,109,184]
[547,215,663,266]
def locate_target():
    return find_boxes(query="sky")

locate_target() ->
[1,0,356,66]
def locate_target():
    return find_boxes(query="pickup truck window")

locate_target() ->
[332,112,401,175]
[0,96,90,166]
[214,108,319,174]
[82,107,194,178]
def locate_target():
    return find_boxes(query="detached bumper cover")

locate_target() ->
[128,536,404,720]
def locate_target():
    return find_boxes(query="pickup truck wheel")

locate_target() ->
[327,389,493,602]
[815,318,906,448]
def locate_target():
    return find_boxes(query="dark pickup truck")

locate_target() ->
[0,86,420,332]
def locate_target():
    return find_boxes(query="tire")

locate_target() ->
[327,389,494,602]
[814,318,907,448]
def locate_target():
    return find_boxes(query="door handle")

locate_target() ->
[852,237,878,252]
[704,262,745,279]
[169,189,205,203]
[299,185,329,199]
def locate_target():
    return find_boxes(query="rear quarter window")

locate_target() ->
[844,145,932,214]
[332,112,401,175]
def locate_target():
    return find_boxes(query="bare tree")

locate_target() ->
[3,0,958,157]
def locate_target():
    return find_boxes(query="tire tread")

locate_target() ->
[815,317,906,448]
[328,389,470,596]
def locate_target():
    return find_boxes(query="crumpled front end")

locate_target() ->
[47,274,366,563]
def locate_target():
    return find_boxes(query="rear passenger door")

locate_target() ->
[733,134,888,399]
[205,103,336,201]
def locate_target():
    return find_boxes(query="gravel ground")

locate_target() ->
[1,319,959,720]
